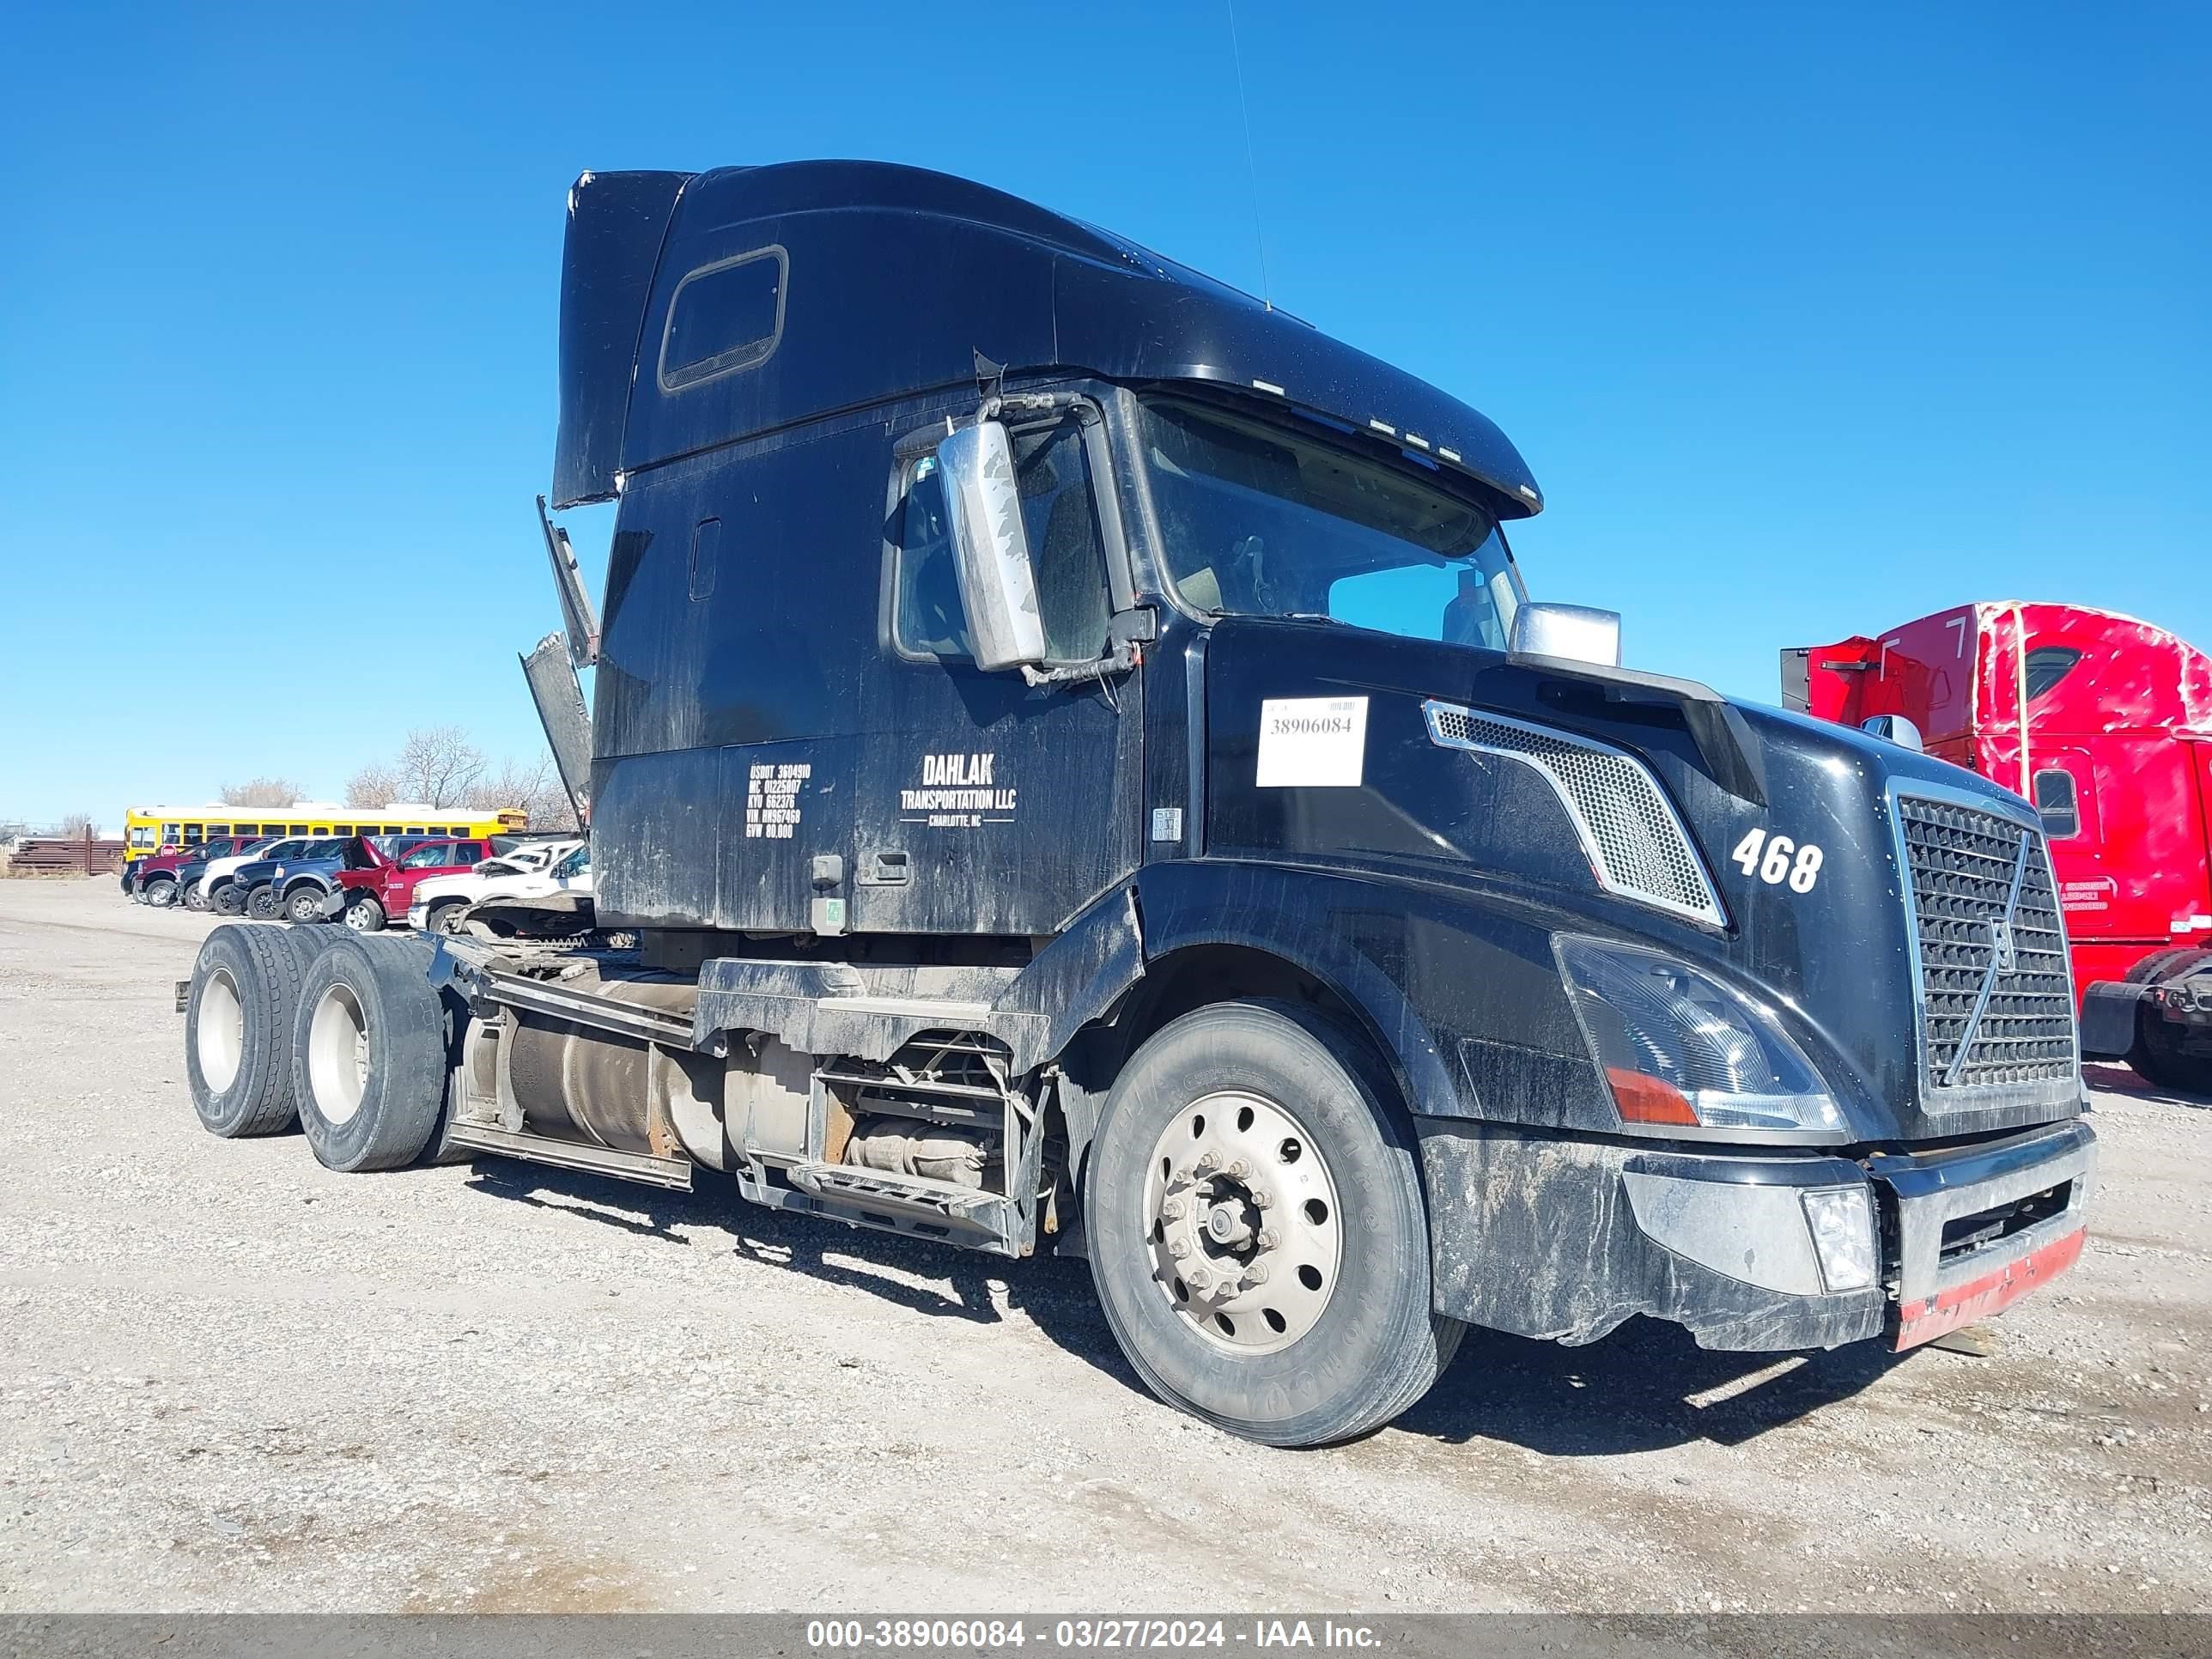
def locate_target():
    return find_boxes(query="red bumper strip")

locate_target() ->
[1894,1226,2086,1352]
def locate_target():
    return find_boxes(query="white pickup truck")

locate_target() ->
[407,840,590,935]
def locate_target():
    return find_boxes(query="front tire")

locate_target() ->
[284,886,325,925]
[211,882,246,917]
[181,878,208,912]
[246,883,278,921]
[143,877,177,909]
[290,933,449,1172]
[343,894,386,933]
[427,900,468,936]
[1085,999,1462,1447]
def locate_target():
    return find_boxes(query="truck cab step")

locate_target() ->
[442,1121,695,1192]
[785,1158,1005,1234]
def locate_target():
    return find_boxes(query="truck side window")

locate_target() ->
[894,419,1112,665]
[893,459,973,659]
[1013,418,1113,663]
[2033,769,2080,839]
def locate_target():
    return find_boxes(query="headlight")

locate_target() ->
[1554,936,1844,1136]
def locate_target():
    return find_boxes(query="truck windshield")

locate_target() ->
[1138,394,1524,649]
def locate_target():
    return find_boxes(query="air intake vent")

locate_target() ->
[1423,700,1725,928]
[1894,793,2076,1093]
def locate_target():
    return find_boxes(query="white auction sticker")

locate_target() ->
[1256,696,1369,787]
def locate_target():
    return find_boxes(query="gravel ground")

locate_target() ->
[1,877,2208,1614]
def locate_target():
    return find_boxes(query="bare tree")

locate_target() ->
[220,776,306,808]
[344,763,402,808]
[394,726,486,810]
[471,752,580,832]
[60,811,97,839]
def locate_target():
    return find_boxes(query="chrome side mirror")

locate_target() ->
[1510,602,1622,667]
[937,421,1046,672]
[1860,714,1924,751]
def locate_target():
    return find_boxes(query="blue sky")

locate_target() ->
[2,2,2204,826]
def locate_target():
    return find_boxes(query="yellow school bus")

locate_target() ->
[121,803,527,861]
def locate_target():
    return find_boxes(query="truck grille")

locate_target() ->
[1896,796,2076,1091]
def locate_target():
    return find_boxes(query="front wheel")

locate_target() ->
[1085,999,1462,1447]
[181,878,208,912]
[427,900,468,936]
[246,884,279,921]
[284,886,325,925]
[211,882,246,917]
[143,877,177,909]
[343,894,386,933]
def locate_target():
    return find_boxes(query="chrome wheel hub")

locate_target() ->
[1142,1090,1342,1354]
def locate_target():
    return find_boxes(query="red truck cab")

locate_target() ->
[331,836,495,931]
[1787,602,2212,1089]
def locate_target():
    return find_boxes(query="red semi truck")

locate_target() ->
[1785,601,2212,1092]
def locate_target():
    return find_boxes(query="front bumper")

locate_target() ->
[1418,1116,2094,1352]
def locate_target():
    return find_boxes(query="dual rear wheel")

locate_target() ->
[184,925,453,1170]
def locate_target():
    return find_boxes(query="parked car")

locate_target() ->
[228,837,354,922]
[204,836,319,915]
[329,836,501,932]
[407,840,590,934]
[128,837,264,907]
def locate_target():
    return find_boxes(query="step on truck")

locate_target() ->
[179,161,2097,1446]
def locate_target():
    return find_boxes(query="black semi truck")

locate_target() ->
[180,161,2096,1446]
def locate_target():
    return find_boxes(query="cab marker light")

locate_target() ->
[1438,447,1462,464]
[1252,379,1285,396]
[1368,419,1396,436]
[1405,433,1431,450]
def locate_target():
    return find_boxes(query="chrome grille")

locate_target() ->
[1424,701,1725,928]
[1896,795,2076,1091]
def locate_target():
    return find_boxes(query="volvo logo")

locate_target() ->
[1988,916,2019,975]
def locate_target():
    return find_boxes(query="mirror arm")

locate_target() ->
[1018,637,1143,690]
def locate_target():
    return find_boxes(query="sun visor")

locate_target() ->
[552,169,692,508]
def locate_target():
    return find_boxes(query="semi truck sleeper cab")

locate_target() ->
[179,161,2095,1446]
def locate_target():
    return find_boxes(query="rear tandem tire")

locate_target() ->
[1083,998,1464,1448]
[290,933,450,1173]
[184,924,329,1137]
[2129,1006,2212,1097]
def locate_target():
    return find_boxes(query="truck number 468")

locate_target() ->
[1731,828,1824,893]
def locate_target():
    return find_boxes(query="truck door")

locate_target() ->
[852,407,1142,937]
